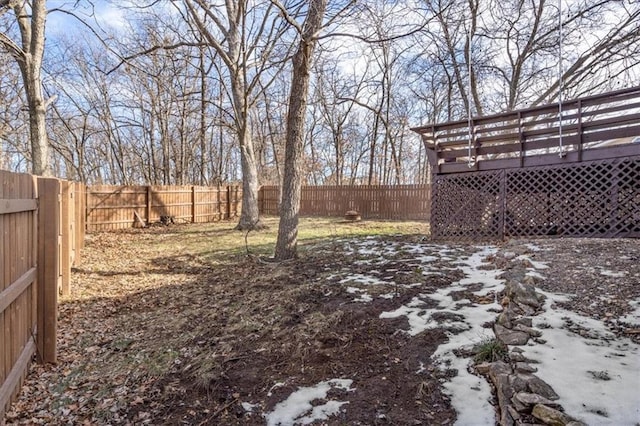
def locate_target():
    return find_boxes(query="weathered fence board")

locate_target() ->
[1,172,84,417]
[1,171,38,415]
[37,178,60,365]
[85,185,242,232]
[259,185,431,221]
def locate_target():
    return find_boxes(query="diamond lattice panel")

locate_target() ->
[611,158,640,237]
[507,163,607,236]
[431,171,503,239]
[430,156,639,240]
[505,156,639,238]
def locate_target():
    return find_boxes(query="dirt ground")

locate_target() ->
[4,219,639,425]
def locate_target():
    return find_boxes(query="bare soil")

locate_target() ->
[4,221,639,425]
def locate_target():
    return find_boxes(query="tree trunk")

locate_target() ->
[26,77,50,176]
[8,0,51,176]
[274,0,327,260]
[231,74,264,230]
[237,124,263,229]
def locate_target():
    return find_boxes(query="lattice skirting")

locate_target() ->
[431,156,640,239]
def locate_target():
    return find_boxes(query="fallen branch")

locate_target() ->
[198,398,238,424]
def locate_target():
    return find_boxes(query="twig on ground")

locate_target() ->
[197,398,239,425]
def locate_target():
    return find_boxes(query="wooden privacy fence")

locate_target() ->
[259,185,431,221]
[1,171,85,416]
[86,185,242,232]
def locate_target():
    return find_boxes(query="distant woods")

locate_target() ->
[0,0,638,185]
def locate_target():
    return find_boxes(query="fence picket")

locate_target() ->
[258,185,430,221]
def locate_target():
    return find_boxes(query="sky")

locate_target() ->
[46,1,127,36]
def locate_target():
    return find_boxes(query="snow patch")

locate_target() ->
[241,402,259,412]
[346,287,373,303]
[599,269,627,278]
[264,379,354,426]
[379,246,504,424]
[379,292,396,299]
[339,273,389,286]
[354,294,373,303]
[618,300,640,326]
[525,296,640,425]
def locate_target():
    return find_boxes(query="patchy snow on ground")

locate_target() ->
[263,379,354,426]
[619,300,640,327]
[332,237,639,425]
[526,292,640,425]
[339,273,389,286]
[525,243,545,252]
[379,245,504,425]
[241,402,259,413]
[599,268,628,278]
[346,286,373,303]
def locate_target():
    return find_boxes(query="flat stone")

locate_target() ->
[510,352,527,362]
[532,404,575,426]
[511,394,529,412]
[508,405,521,421]
[515,362,538,374]
[498,309,516,328]
[514,392,558,407]
[526,376,559,400]
[476,362,491,375]
[509,374,529,393]
[489,361,513,383]
[507,281,542,308]
[513,317,533,328]
[501,408,515,426]
[495,323,530,345]
[516,302,536,316]
[523,275,544,287]
[495,374,515,426]
[514,324,543,338]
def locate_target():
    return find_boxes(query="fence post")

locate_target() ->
[60,181,71,296]
[146,185,152,225]
[37,178,60,364]
[226,185,232,219]
[76,183,86,261]
[191,185,196,223]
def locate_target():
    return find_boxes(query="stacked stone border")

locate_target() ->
[474,252,587,426]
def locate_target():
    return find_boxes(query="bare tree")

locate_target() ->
[313,58,365,185]
[417,0,640,116]
[178,0,296,229]
[0,0,51,175]
[274,0,328,260]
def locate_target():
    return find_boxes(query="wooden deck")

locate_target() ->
[413,86,640,175]
[412,87,640,240]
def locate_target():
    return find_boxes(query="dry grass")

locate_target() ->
[6,216,432,425]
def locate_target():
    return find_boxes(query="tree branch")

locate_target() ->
[0,32,24,61]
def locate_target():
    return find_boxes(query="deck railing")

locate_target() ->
[412,86,640,174]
